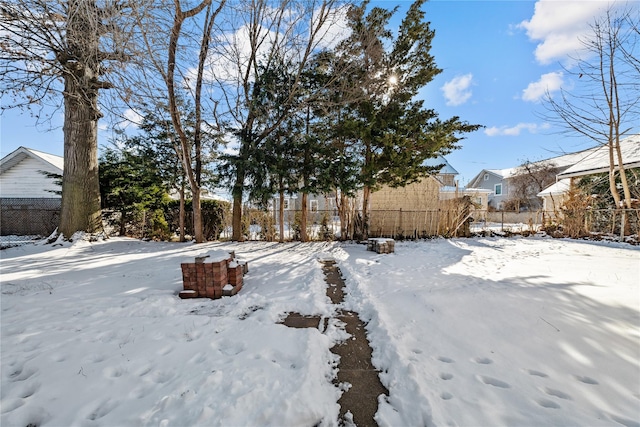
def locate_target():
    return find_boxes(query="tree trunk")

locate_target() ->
[231,168,245,241]
[192,187,203,241]
[337,190,347,241]
[59,76,103,238]
[279,190,285,243]
[300,192,308,242]
[179,184,186,242]
[614,137,632,209]
[607,141,622,208]
[58,0,103,238]
[361,185,371,240]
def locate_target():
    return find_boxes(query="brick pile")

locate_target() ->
[366,238,395,254]
[179,252,248,300]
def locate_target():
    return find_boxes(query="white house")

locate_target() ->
[538,134,640,211]
[556,134,640,179]
[0,146,64,197]
[0,147,64,236]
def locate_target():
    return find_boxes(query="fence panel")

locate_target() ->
[0,198,60,236]
[3,204,637,244]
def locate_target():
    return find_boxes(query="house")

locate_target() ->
[556,134,640,179]
[467,149,596,210]
[536,179,571,213]
[0,146,63,236]
[538,134,640,211]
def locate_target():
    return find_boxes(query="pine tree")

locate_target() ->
[336,0,482,238]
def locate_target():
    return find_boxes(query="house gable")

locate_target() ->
[0,147,63,198]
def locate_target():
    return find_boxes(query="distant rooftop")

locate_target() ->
[558,134,640,178]
[423,155,458,175]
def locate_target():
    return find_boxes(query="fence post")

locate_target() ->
[501,211,504,232]
[620,210,626,241]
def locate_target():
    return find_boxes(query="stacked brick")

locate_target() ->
[179,253,248,300]
[366,238,395,254]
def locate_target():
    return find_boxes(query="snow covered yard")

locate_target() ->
[1,236,638,426]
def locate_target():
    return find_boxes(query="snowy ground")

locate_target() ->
[1,236,638,427]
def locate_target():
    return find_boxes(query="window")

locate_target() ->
[484,173,489,181]
[283,198,290,210]
[494,184,502,196]
[310,200,318,212]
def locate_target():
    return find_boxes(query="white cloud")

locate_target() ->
[197,5,349,88]
[441,74,474,106]
[313,5,350,50]
[518,0,621,64]
[522,71,564,102]
[485,122,551,136]
[124,108,142,124]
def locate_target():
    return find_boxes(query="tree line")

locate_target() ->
[1,0,480,242]
[1,1,637,242]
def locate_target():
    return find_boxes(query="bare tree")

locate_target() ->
[545,6,639,210]
[166,0,225,243]
[506,160,558,211]
[0,0,141,237]
[124,0,225,243]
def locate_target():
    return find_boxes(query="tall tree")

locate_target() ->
[123,105,219,241]
[165,0,225,243]
[545,6,640,210]
[210,0,344,241]
[337,0,481,238]
[99,145,168,237]
[0,0,141,237]
[124,0,225,243]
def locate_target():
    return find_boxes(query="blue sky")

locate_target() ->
[0,0,635,186]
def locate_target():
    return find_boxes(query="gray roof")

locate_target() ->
[558,134,640,178]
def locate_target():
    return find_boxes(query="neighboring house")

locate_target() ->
[271,192,338,228]
[168,188,230,202]
[538,134,640,210]
[467,149,596,210]
[0,146,64,236]
[537,179,571,213]
[556,134,640,180]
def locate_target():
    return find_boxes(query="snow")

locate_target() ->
[1,236,639,427]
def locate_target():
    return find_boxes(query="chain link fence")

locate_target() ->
[1,198,60,248]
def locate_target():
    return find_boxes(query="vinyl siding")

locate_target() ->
[0,157,61,198]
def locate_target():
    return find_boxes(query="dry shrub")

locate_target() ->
[559,186,590,238]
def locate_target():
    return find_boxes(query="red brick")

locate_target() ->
[229,270,243,286]
[179,290,199,299]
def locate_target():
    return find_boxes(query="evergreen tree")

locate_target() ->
[337,0,482,238]
[123,105,220,241]
[99,147,168,238]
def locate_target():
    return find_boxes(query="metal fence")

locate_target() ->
[0,198,60,248]
[218,208,639,241]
